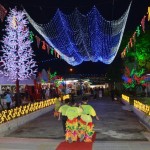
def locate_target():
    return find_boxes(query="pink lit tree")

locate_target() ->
[0,8,37,105]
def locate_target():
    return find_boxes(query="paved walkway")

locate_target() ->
[0,137,150,150]
[0,96,150,149]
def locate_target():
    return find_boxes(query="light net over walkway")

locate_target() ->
[25,2,131,66]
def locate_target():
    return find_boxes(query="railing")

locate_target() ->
[0,95,69,124]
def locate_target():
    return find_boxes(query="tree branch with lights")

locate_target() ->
[0,8,37,106]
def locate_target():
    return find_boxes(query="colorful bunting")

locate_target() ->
[30,30,63,59]
[28,30,62,59]
[121,7,150,59]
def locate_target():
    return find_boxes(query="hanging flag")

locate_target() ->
[148,7,150,21]
[136,26,140,37]
[126,45,129,53]
[35,36,41,48]
[129,38,133,47]
[141,15,146,32]
[128,42,130,49]
[121,47,126,58]
[29,31,34,42]
[42,41,46,50]
[0,4,7,22]
[47,44,50,54]
[57,53,59,58]
[51,47,54,55]
[54,50,57,57]
[132,32,136,43]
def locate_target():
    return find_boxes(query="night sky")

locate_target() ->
[0,0,149,75]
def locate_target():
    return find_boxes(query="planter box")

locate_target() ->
[133,106,150,130]
[0,105,54,136]
[121,99,133,111]
[122,98,150,129]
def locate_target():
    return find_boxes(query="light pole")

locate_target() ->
[69,68,73,73]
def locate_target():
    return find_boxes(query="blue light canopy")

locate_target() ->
[24,3,131,66]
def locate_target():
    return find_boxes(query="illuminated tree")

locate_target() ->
[135,30,150,70]
[0,8,37,105]
[122,67,147,89]
[121,26,150,96]
[125,30,150,71]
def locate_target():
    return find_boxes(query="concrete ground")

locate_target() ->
[0,96,150,150]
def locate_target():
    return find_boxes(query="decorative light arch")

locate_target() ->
[24,2,131,66]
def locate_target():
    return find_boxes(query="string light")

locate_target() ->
[122,94,150,116]
[0,95,69,124]
[24,2,131,66]
[0,8,37,81]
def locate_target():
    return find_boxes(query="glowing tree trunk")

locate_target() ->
[0,8,37,106]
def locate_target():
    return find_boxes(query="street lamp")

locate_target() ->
[69,68,73,72]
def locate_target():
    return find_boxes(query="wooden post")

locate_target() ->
[15,79,21,106]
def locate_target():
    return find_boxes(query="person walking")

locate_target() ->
[65,102,82,143]
[41,88,46,100]
[0,95,4,110]
[54,95,61,117]
[58,99,70,135]
[99,88,102,99]
[4,89,12,110]
[78,96,99,142]
[70,89,75,104]
[101,87,104,97]
[110,88,115,101]
[45,88,50,99]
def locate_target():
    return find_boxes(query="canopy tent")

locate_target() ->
[24,2,131,66]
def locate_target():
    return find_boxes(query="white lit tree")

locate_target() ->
[0,8,37,105]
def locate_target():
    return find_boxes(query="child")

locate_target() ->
[54,95,61,117]
[65,102,82,143]
[78,96,99,142]
[58,99,70,134]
